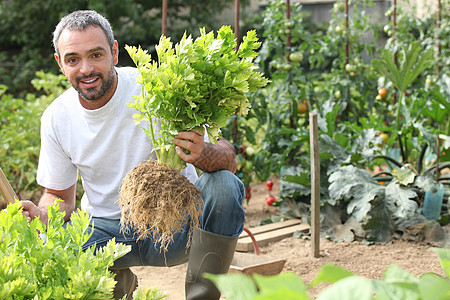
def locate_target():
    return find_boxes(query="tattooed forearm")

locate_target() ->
[193,139,237,173]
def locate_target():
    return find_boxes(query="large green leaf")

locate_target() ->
[418,273,450,300]
[385,181,418,219]
[254,272,306,293]
[372,41,433,93]
[316,276,373,300]
[204,273,258,300]
[328,165,385,221]
[431,248,450,278]
[309,264,354,287]
[363,194,395,243]
[392,166,416,185]
[381,264,420,300]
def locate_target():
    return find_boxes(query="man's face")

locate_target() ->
[55,26,119,106]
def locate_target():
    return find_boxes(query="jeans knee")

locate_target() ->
[196,170,246,236]
[197,170,245,205]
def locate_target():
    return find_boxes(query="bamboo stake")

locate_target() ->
[235,0,240,52]
[286,0,295,130]
[0,167,18,204]
[286,0,291,52]
[162,0,168,36]
[232,0,241,144]
[437,0,441,75]
[309,113,320,258]
[345,0,349,68]
[392,0,398,104]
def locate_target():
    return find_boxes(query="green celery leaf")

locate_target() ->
[204,273,258,299]
[316,276,373,300]
[418,273,450,300]
[309,264,354,287]
[431,248,450,278]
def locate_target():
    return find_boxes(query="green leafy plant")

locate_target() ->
[0,72,70,202]
[372,41,434,161]
[0,201,170,299]
[0,0,244,96]
[206,247,450,299]
[125,25,268,172]
[0,201,130,299]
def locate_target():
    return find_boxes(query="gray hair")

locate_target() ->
[52,10,115,57]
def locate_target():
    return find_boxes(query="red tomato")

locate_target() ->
[265,195,276,206]
[265,180,273,191]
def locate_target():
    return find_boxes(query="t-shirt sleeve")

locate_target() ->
[36,112,78,190]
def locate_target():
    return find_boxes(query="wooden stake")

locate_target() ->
[232,0,240,144]
[162,0,168,36]
[309,113,320,258]
[437,0,441,75]
[0,167,18,204]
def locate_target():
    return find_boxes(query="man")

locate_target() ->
[20,10,245,300]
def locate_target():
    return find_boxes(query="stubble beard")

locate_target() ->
[73,65,116,101]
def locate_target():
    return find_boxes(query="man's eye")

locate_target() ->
[67,58,78,64]
[92,53,102,58]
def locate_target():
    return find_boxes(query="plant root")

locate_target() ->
[118,159,203,252]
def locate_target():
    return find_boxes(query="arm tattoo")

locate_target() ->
[193,139,237,173]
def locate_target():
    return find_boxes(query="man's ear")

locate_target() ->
[54,53,66,75]
[112,40,119,66]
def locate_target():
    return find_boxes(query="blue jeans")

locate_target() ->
[82,170,245,270]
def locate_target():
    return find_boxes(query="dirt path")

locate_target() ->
[132,179,446,299]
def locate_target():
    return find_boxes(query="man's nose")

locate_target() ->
[80,59,94,75]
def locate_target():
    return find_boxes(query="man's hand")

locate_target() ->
[173,129,205,164]
[173,130,237,173]
[19,184,77,225]
[20,200,48,224]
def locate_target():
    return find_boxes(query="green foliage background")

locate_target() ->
[0,0,249,203]
[0,0,248,96]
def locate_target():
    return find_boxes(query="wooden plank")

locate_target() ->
[236,223,309,252]
[310,113,321,258]
[0,167,17,204]
[239,219,302,238]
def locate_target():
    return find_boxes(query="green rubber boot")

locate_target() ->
[112,268,138,300]
[185,228,238,300]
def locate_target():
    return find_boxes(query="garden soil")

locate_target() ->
[132,178,448,299]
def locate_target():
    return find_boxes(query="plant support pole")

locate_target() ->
[345,0,349,68]
[437,0,441,75]
[309,113,320,258]
[162,0,168,36]
[392,0,397,104]
[232,0,240,145]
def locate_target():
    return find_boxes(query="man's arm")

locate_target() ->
[173,131,237,173]
[21,183,77,224]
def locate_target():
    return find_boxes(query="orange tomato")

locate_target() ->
[297,101,308,114]
[378,87,387,99]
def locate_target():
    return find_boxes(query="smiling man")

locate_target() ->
[20,10,245,300]
[55,25,118,108]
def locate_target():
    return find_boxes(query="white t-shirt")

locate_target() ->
[37,67,199,219]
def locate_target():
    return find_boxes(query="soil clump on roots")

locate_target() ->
[118,160,203,251]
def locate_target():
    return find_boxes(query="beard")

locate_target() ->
[72,65,116,101]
